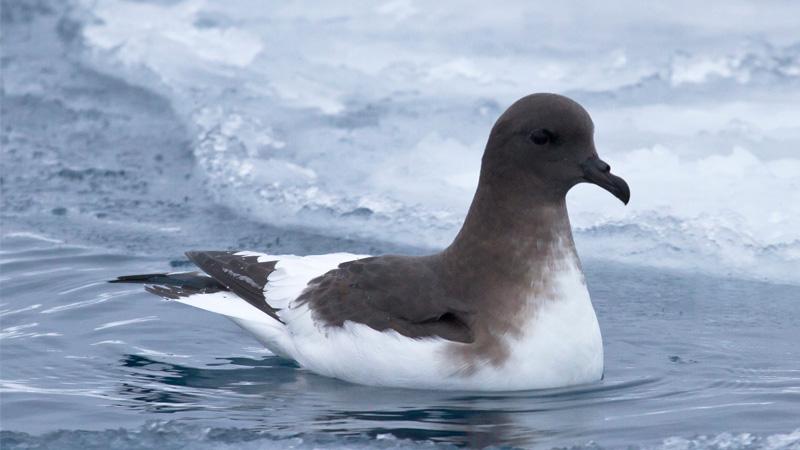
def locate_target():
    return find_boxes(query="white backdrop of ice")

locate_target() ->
[77,0,800,282]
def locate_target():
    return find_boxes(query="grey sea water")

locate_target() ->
[2,1,799,449]
[2,233,800,449]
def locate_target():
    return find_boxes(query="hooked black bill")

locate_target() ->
[580,156,630,205]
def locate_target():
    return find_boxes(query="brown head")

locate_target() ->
[480,93,630,204]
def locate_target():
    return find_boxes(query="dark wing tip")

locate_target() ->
[109,271,227,291]
[185,250,242,266]
[109,273,168,283]
[183,250,282,322]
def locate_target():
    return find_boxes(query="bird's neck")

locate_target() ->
[441,181,579,286]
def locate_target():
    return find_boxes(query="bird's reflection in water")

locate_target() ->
[120,354,299,389]
[322,408,533,448]
[112,354,552,447]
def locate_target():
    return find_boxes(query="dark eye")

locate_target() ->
[529,129,554,145]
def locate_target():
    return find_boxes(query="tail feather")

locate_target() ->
[110,264,293,358]
[109,272,228,299]
[110,273,167,283]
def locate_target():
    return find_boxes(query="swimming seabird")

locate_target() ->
[113,93,630,391]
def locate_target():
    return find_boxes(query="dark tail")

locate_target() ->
[109,272,228,299]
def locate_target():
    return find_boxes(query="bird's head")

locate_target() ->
[482,93,630,205]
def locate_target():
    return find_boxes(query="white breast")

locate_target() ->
[452,259,604,390]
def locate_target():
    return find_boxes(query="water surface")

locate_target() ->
[1,234,799,449]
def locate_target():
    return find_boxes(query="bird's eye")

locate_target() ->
[529,129,554,145]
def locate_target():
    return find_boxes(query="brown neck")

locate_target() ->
[440,175,577,290]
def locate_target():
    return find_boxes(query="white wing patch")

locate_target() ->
[233,251,368,312]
